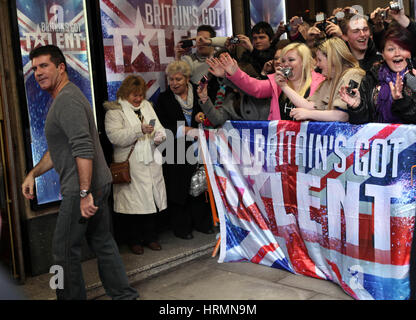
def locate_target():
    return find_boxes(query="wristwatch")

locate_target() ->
[80,189,91,198]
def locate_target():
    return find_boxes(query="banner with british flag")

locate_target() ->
[99,0,233,104]
[200,120,416,300]
[16,0,94,205]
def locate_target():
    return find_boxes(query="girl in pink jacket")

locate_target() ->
[207,42,325,121]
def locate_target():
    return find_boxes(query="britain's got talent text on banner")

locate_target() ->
[17,0,94,205]
[99,0,233,103]
[200,120,416,300]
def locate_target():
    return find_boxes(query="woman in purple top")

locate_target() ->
[340,24,416,124]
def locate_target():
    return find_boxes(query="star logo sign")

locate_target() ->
[129,9,156,63]
[137,32,146,46]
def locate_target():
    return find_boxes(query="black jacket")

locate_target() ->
[348,63,416,124]
[355,38,383,72]
[238,47,276,78]
[154,84,202,205]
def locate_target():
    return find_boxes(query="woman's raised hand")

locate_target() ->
[196,81,209,103]
[339,85,361,108]
[389,72,404,100]
[206,57,226,78]
[218,53,239,76]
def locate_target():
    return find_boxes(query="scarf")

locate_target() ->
[377,63,406,123]
[174,83,194,126]
[119,98,153,165]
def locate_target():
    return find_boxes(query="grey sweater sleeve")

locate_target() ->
[55,92,95,159]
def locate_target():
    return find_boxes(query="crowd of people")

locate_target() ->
[103,5,416,256]
[20,4,416,300]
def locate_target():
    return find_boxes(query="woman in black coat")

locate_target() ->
[154,60,214,239]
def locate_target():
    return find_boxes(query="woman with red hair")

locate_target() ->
[340,24,416,124]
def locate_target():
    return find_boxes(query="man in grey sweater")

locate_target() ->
[21,45,138,300]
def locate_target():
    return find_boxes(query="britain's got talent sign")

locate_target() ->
[17,0,94,205]
[99,0,233,103]
[201,120,416,300]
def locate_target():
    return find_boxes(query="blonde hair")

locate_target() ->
[116,75,146,100]
[166,60,191,78]
[317,37,365,109]
[280,42,314,97]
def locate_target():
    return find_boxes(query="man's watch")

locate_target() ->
[80,189,91,198]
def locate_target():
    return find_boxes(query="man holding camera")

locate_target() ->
[174,25,220,85]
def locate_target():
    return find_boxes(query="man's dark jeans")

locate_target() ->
[52,184,138,300]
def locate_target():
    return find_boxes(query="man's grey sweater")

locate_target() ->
[44,82,112,196]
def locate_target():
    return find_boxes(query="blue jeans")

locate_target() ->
[52,184,138,300]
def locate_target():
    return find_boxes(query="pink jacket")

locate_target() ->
[227,69,326,121]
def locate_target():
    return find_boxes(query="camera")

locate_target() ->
[281,67,293,78]
[181,39,194,49]
[389,1,403,11]
[284,17,303,32]
[379,9,388,19]
[328,17,338,25]
[229,36,240,45]
[346,79,359,97]
[317,21,327,32]
[404,58,416,92]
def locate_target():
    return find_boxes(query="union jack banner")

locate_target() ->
[200,120,416,300]
[16,0,94,205]
[99,0,233,103]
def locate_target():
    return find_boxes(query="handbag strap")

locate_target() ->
[125,139,138,161]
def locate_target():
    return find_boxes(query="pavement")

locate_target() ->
[19,226,353,301]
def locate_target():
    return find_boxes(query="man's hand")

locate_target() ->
[80,193,98,219]
[325,21,342,38]
[22,173,35,200]
[236,34,253,52]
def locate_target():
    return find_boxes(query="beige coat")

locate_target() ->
[104,100,167,214]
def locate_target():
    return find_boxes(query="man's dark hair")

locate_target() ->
[29,45,67,72]
[251,21,274,41]
[197,25,216,38]
[339,13,369,35]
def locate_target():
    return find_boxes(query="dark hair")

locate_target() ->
[339,13,369,35]
[251,21,274,41]
[381,23,415,55]
[197,25,216,38]
[29,45,67,72]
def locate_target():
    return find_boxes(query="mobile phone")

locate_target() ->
[149,119,156,127]
[346,80,359,97]
[181,39,194,49]
[198,75,208,90]
[405,58,416,92]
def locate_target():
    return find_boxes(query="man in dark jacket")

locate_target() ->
[237,21,276,78]
[340,14,382,72]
